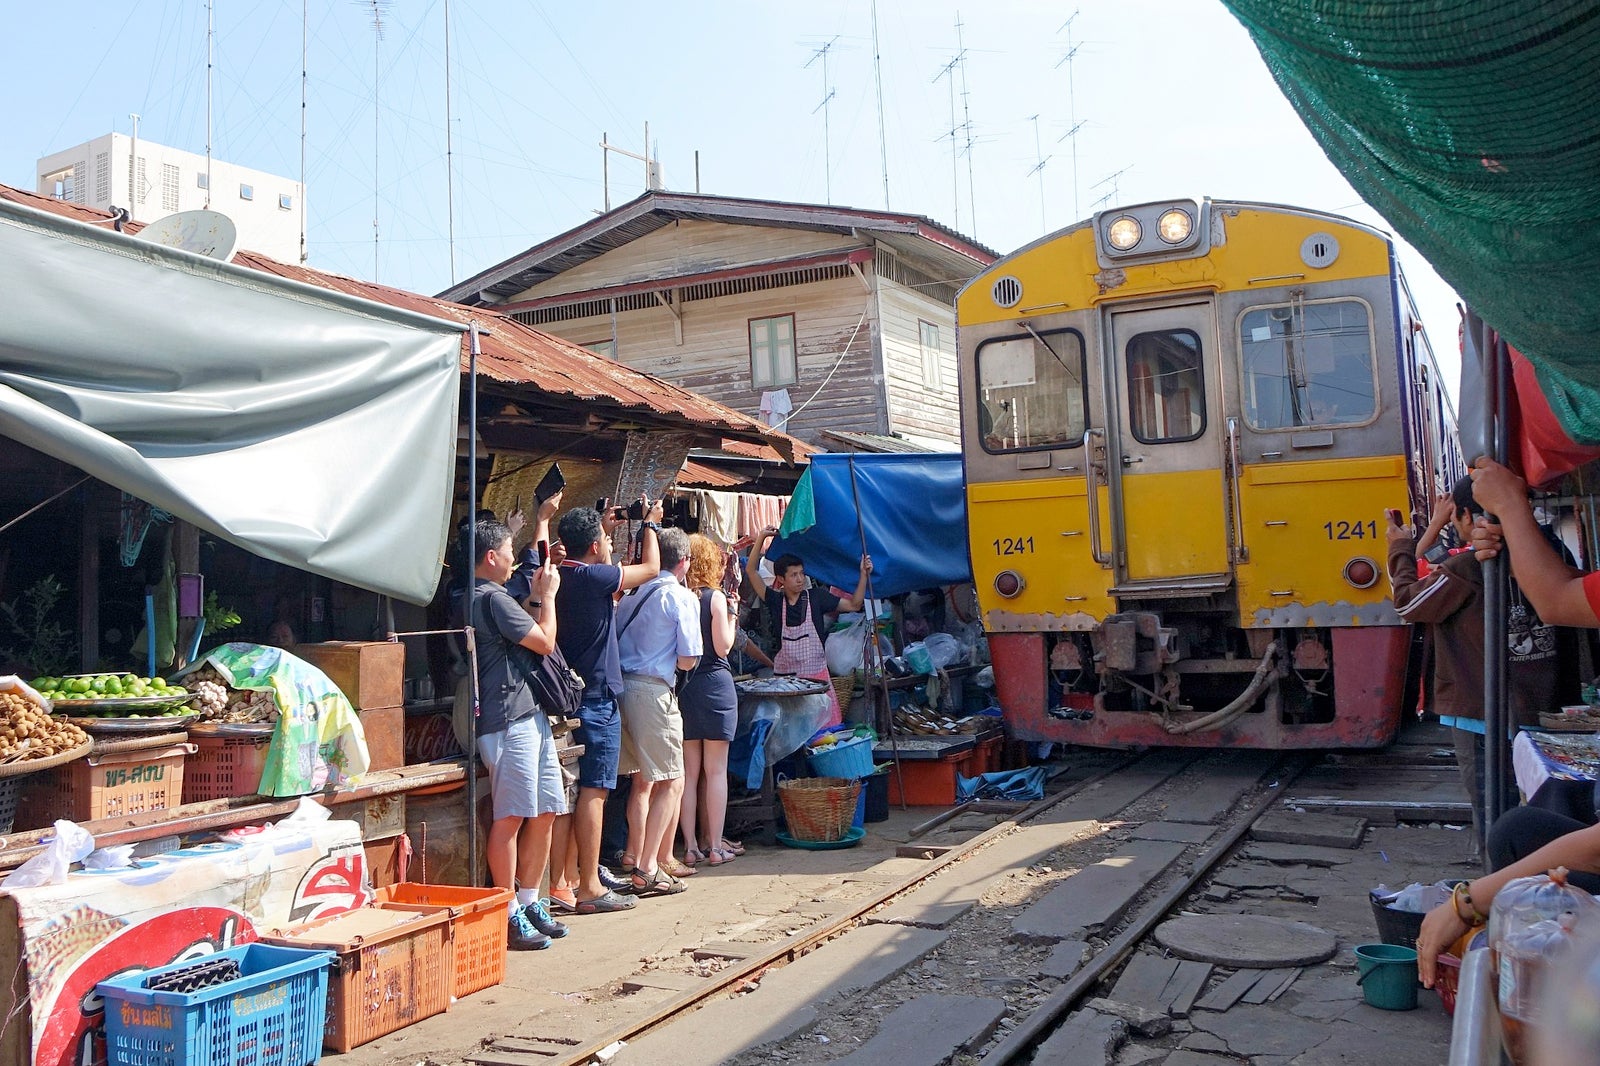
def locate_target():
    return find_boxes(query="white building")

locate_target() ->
[37,133,305,263]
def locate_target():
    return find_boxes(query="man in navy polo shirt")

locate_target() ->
[551,501,663,913]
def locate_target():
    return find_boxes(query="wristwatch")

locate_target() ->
[643,521,663,533]
[529,601,545,610]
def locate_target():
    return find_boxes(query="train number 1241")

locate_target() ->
[993,536,1035,555]
[1323,519,1378,540]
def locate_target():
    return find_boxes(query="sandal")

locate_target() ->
[614,853,638,875]
[683,848,707,867]
[704,847,736,867]
[661,857,699,878]
[546,887,578,914]
[718,838,745,856]
[574,890,636,914]
[630,867,686,897]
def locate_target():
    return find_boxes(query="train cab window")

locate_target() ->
[975,329,1087,452]
[1239,299,1376,429]
[1125,329,1205,444]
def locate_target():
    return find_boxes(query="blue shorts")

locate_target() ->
[573,693,622,790]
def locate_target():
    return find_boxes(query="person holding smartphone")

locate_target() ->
[1386,477,1565,855]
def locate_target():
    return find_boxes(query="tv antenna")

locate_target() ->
[1091,166,1131,212]
[205,0,214,211]
[357,0,391,280]
[1026,114,1051,233]
[956,14,978,237]
[1056,10,1084,219]
[805,37,839,203]
[300,0,308,263]
[933,38,967,231]
[444,0,457,283]
[871,0,891,209]
[600,122,662,213]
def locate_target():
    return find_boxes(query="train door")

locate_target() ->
[1103,303,1231,586]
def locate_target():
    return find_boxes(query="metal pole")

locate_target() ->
[1481,319,1510,863]
[846,453,905,807]
[465,322,481,885]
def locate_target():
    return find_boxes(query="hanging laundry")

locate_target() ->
[758,389,793,432]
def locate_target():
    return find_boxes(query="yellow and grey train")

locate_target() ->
[956,199,1461,748]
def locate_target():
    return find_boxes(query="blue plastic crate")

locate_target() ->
[98,942,334,1066]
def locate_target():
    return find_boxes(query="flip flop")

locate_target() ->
[574,890,636,914]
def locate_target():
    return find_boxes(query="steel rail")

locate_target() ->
[541,751,1154,1066]
[979,754,1310,1064]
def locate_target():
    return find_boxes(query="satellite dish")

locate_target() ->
[132,209,239,262]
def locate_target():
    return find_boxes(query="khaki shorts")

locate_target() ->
[618,673,684,782]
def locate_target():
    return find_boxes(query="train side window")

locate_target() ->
[1125,329,1205,444]
[1239,299,1376,429]
[974,329,1087,452]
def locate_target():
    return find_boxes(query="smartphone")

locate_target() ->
[534,463,566,505]
[595,497,610,513]
[1386,508,1404,525]
[536,540,549,567]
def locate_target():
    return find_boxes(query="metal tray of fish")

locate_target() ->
[735,676,830,697]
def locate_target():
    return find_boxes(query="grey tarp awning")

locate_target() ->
[0,199,465,604]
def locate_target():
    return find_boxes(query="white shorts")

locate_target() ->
[477,714,567,820]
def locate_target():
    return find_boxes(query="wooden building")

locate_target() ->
[440,193,995,448]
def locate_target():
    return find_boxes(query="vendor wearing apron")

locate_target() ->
[746,527,872,726]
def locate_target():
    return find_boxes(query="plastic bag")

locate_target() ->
[83,844,137,870]
[826,618,868,677]
[7,820,94,887]
[923,633,961,669]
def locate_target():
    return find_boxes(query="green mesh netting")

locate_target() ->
[1220,1,1600,442]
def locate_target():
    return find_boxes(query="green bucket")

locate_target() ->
[1355,943,1419,1011]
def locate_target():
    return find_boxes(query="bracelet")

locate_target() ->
[529,601,545,610]
[1453,881,1487,926]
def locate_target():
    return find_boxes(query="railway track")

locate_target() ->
[515,747,1316,1066]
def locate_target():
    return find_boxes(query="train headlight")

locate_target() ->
[1157,208,1193,244]
[1343,557,1379,590]
[1106,215,1142,251]
[994,570,1026,598]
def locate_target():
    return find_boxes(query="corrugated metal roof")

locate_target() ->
[674,460,748,488]
[0,184,796,460]
[440,190,998,306]
[817,430,941,454]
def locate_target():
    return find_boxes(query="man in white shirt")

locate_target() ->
[615,527,702,895]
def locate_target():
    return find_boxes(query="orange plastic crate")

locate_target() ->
[18,741,192,826]
[886,751,977,806]
[375,882,514,999]
[182,731,272,802]
[261,905,453,1052]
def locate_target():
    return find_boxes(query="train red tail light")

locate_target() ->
[1343,557,1379,589]
[995,570,1025,598]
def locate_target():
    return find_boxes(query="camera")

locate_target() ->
[627,499,646,520]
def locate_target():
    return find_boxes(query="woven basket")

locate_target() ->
[778,776,862,842]
[831,675,857,709]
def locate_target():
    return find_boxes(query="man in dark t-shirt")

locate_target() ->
[552,503,662,913]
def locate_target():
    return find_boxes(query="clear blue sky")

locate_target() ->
[4,0,1461,389]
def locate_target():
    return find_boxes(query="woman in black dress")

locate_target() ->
[679,534,740,865]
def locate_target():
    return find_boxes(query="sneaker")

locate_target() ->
[597,865,635,895]
[524,898,569,939]
[508,908,553,951]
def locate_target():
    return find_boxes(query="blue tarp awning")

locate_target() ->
[766,452,970,599]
